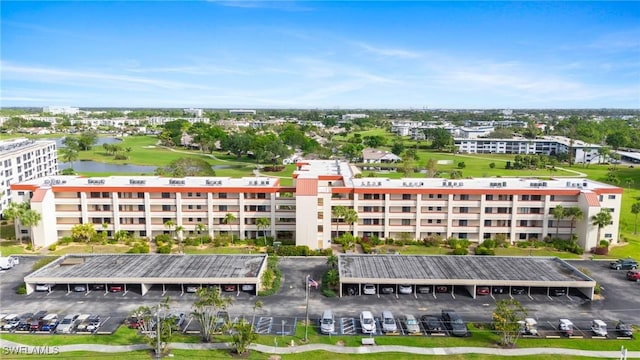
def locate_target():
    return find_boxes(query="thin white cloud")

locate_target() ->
[208,0,314,11]
[354,42,422,59]
[124,65,247,76]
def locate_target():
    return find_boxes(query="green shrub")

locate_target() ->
[322,288,336,297]
[475,246,495,255]
[599,240,610,248]
[26,244,33,251]
[48,244,57,251]
[1,220,7,225]
[594,283,602,295]
[385,238,395,245]
[481,239,496,249]
[157,245,172,254]
[452,247,469,255]
[258,256,281,296]
[128,242,150,254]
[16,284,26,295]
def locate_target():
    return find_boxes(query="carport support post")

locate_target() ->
[304,274,310,342]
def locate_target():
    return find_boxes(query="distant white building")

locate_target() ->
[362,148,402,163]
[342,113,369,121]
[229,109,257,115]
[184,108,204,117]
[0,138,58,220]
[43,106,79,115]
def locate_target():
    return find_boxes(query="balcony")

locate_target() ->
[181,198,207,206]
[450,213,481,220]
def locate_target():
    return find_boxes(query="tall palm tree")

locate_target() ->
[195,223,207,246]
[256,217,270,246]
[551,205,564,238]
[565,207,584,240]
[223,213,237,243]
[163,220,176,241]
[325,269,340,290]
[175,225,185,252]
[332,205,346,238]
[591,209,612,243]
[632,202,640,235]
[2,202,41,246]
[343,208,358,236]
[251,300,263,331]
[60,147,79,168]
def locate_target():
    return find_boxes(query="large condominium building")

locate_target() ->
[12,160,621,251]
[0,138,58,217]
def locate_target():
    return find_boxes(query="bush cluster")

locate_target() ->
[258,257,282,296]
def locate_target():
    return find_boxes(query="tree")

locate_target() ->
[391,141,405,156]
[223,213,237,243]
[156,158,216,177]
[325,268,340,289]
[71,223,97,243]
[326,254,338,269]
[565,207,584,239]
[2,202,41,245]
[191,286,233,342]
[77,131,98,151]
[425,128,454,151]
[426,158,438,177]
[632,202,640,235]
[256,217,270,246]
[343,208,358,236]
[130,297,177,356]
[251,300,263,331]
[164,220,176,242]
[175,225,185,252]
[332,205,346,238]
[195,223,207,247]
[551,205,564,238]
[597,146,610,165]
[60,147,79,168]
[591,209,612,242]
[230,319,258,355]
[492,299,528,347]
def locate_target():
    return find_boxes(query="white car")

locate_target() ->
[35,284,52,292]
[399,284,413,294]
[360,311,376,334]
[591,319,608,337]
[363,284,376,295]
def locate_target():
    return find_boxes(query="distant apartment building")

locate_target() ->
[42,106,80,115]
[146,117,209,126]
[454,136,601,164]
[184,108,204,117]
[0,138,58,218]
[341,113,369,121]
[229,109,257,115]
[12,160,620,251]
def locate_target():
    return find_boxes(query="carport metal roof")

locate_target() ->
[24,254,268,285]
[338,255,595,287]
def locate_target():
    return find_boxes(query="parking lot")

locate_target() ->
[1,256,638,340]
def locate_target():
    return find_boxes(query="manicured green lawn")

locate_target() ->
[183,245,259,254]
[0,240,33,256]
[0,326,144,346]
[51,244,133,255]
[493,247,582,259]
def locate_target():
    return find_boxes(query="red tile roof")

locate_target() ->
[583,192,601,207]
[31,188,48,203]
[296,178,318,196]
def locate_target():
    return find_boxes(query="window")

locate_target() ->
[521,195,530,201]
[219,193,227,199]
[608,195,616,200]
[458,233,467,239]
[436,219,442,224]
[459,207,468,213]
[161,192,170,199]
[519,233,527,240]
[428,194,434,199]
[485,207,493,213]
[520,220,528,227]
[484,220,491,226]
[436,206,442,211]
[364,194,372,200]
[162,205,172,211]
[427,219,433,224]
[428,206,434,211]
[219,205,227,211]
[363,219,372,225]
[599,195,604,201]
[460,194,469,200]
[402,194,411,200]
[459,220,467,226]
[483,233,491,239]
[138,205,145,211]
[608,208,615,213]
[550,195,555,201]
[604,233,612,238]
[402,206,410,213]
[402,219,410,226]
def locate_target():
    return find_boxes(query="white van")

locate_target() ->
[360,311,376,334]
[320,310,335,334]
[0,257,15,270]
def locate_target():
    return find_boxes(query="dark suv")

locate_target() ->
[441,309,468,337]
[610,258,638,270]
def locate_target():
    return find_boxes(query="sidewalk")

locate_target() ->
[1,339,638,358]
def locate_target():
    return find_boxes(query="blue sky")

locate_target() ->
[1,1,639,109]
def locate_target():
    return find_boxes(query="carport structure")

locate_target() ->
[338,255,597,299]
[23,254,268,295]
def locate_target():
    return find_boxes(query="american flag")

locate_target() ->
[307,278,319,288]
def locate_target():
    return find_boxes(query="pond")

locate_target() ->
[54,137,122,148]
[59,160,156,174]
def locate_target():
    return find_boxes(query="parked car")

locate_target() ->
[420,315,444,334]
[75,314,92,332]
[417,286,432,294]
[616,320,633,338]
[627,270,640,281]
[73,285,86,292]
[359,311,376,334]
[86,315,101,332]
[171,312,186,328]
[92,284,105,291]
[403,314,421,334]
[436,285,448,293]
[2,314,20,331]
[40,314,59,332]
[381,310,397,333]
[241,284,256,292]
[29,311,47,332]
[185,285,199,293]
[223,284,236,292]
[381,286,394,294]
[476,286,490,296]
[591,319,608,337]
[517,318,538,336]
[363,284,376,295]
[511,287,526,295]
[492,286,506,294]
[558,319,574,336]
[320,309,335,334]
[127,316,143,329]
[109,285,123,292]
[35,283,52,292]
[441,309,468,337]
[55,314,79,334]
[551,288,567,296]
[610,258,638,270]
[214,311,229,333]
[399,284,413,295]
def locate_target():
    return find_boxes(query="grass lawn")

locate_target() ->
[0,326,144,346]
[0,240,36,256]
[183,245,259,254]
[1,222,16,239]
[493,247,582,259]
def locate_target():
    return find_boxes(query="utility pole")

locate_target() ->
[156,309,160,360]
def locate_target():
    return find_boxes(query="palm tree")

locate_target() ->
[195,223,207,247]
[332,205,346,238]
[175,225,185,252]
[591,209,612,243]
[255,217,270,246]
[60,147,79,168]
[326,254,338,269]
[2,202,41,246]
[223,213,237,243]
[325,269,340,289]
[551,205,564,238]
[565,207,584,240]
[251,300,263,331]
[164,219,176,242]
[343,208,358,236]
[632,202,640,235]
